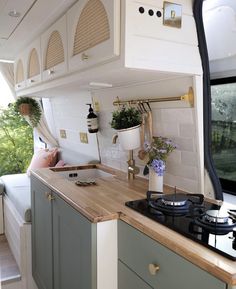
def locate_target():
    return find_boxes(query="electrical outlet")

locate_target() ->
[60,129,67,139]
[80,132,88,144]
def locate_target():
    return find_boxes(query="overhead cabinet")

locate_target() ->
[15,56,26,91]
[67,0,120,72]
[26,38,41,87]
[41,15,68,81]
[14,0,202,96]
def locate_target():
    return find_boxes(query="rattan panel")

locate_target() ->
[28,48,40,78]
[45,30,65,69]
[16,59,24,84]
[73,0,110,56]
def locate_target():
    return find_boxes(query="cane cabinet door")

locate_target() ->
[26,38,41,87]
[15,55,26,91]
[67,0,120,72]
[41,15,67,81]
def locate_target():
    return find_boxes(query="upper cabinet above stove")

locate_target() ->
[14,0,202,96]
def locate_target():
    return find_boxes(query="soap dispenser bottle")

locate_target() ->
[86,104,98,133]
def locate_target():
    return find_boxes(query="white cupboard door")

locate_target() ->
[26,38,41,87]
[41,15,68,82]
[68,0,120,72]
[14,55,26,91]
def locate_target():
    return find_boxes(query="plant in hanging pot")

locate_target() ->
[142,137,177,192]
[110,107,142,150]
[14,97,42,127]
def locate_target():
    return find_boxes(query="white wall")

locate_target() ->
[44,90,100,164]
[44,76,202,194]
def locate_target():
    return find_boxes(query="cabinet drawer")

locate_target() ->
[118,260,152,289]
[118,221,226,289]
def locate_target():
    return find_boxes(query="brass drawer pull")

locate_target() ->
[148,263,160,275]
[45,192,55,201]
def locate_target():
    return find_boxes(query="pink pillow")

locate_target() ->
[27,148,58,175]
[55,160,65,167]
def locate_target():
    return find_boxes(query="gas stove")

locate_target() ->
[126,191,236,260]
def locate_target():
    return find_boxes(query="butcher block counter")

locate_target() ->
[31,164,236,286]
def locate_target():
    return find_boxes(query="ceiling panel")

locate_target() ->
[0,0,36,39]
[0,0,76,61]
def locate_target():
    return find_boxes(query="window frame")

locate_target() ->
[193,0,223,200]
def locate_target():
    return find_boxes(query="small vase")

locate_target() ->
[149,168,163,192]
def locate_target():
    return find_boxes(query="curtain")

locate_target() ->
[36,110,59,147]
[0,62,16,99]
[23,99,59,147]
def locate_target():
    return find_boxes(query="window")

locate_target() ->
[211,77,236,194]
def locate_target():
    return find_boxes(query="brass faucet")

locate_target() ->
[127,150,140,180]
[112,134,139,179]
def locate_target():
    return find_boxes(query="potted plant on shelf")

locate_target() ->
[14,97,42,127]
[111,106,142,150]
[142,137,176,192]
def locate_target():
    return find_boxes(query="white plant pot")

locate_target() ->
[149,168,164,192]
[117,125,141,151]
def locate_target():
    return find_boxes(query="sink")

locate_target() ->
[50,166,113,181]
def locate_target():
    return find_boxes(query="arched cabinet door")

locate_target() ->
[26,39,41,87]
[68,0,120,72]
[14,57,26,91]
[41,15,67,81]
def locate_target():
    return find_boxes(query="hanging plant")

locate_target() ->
[14,97,42,127]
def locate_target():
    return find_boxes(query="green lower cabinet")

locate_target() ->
[31,176,97,289]
[118,221,226,289]
[31,176,53,289]
[118,261,152,289]
[53,194,97,289]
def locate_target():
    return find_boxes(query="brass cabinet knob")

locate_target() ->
[148,263,160,275]
[81,53,89,61]
[45,192,55,201]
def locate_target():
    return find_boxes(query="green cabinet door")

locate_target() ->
[118,261,152,289]
[31,176,53,289]
[52,194,97,289]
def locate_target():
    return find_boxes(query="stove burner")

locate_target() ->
[146,192,204,216]
[205,210,229,224]
[194,210,236,235]
[161,194,187,207]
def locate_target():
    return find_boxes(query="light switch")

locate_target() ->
[80,132,88,144]
[163,2,182,28]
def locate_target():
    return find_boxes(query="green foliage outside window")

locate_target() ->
[0,104,33,176]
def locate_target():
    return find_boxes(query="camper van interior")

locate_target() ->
[0,0,235,289]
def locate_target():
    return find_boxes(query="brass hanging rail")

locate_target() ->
[113,87,194,107]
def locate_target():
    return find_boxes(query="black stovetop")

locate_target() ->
[125,192,236,260]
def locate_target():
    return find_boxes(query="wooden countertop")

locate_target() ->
[32,164,236,285]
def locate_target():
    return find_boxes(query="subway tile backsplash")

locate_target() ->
[46,76,201,194]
